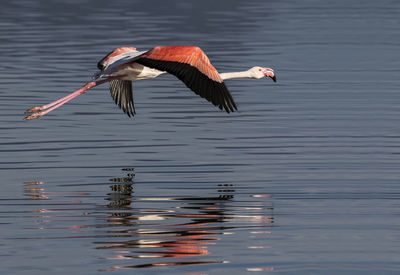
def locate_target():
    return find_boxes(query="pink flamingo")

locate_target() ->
[25,46,276,120]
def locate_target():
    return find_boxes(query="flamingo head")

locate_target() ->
[249,67,276,82]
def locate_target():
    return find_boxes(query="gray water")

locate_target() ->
[1,0,400,274]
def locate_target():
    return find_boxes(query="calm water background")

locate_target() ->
[1,0,400,274]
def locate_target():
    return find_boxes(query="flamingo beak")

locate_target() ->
[261,68,276,83]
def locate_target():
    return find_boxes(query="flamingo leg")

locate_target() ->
[24,76,122,120]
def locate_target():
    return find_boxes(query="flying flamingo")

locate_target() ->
[24,46,276,120]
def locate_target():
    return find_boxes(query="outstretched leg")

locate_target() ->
[24,76,123,120]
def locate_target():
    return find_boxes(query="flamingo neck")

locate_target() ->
[220,70,252,80]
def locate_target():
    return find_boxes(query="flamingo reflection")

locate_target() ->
[24,181,48,200]
[22,169,274,272]
[96,169,237,270]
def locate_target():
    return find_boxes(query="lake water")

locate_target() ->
[1,0,400,274]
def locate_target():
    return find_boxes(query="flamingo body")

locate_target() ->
[93,46,236,116]
[24,45,276,120]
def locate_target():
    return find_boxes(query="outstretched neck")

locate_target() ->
[220,70,253,80]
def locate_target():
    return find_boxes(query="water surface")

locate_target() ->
[1,0,400,274]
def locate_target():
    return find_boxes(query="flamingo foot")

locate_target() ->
[25,106,44,114]
[24,112,43,120]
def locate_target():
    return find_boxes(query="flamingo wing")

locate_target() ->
[97,47,143,71]
[109,79,135,117]
[135,46,237,113]
[96,47,141,116]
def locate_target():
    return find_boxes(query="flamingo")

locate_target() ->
[24,46,276,120]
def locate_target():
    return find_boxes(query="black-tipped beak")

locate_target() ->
[270,75,277,83]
